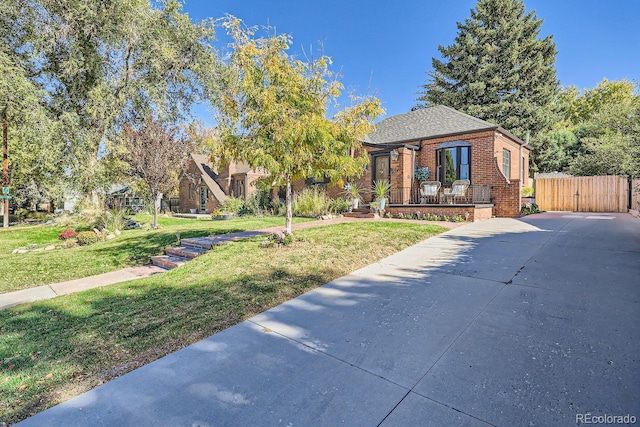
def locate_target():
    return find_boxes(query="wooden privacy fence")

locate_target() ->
[632,178,640,211]
[535,175,629,212]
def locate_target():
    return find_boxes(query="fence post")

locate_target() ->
[629,175,633,210]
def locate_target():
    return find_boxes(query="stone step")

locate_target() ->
[352,207,370,213]
[165,245,208,259]
[180,237,216,250]
[343,212,375,218]
[151,255,190,270]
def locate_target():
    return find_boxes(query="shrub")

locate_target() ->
[261,230,296,247]
[58,229,78,240]
[218,196,244,215]
[292,187,331,217]
[328,198,349,214]
[521,203,541,215]
[25,211,49,221]
[522,186,535,197]
[14,208,29,221]
[96,207,128,232]
[240,190,274,216]
[62,238,78,249]
[76,231,99,246]
[78,207,103,227]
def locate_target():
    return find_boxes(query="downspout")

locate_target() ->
[520,132,530,191]
[411,144,417,203]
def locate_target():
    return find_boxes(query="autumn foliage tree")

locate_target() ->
[212,18,383,233]
[122,116,192,228]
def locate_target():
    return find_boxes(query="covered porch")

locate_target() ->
[386,184,492,205]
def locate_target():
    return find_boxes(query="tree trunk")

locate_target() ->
[152,189,159,229]
[285,178,292,234]
[3,108,8,228]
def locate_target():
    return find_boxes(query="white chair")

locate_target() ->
[442,179,470,204]
[419,181,441,204]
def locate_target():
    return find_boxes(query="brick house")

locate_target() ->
[178,154,268,214]
[348,106,529,219]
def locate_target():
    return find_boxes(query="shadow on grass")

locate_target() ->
[89,228,248,264]
[0,221,451,423]
[0,267,329,424]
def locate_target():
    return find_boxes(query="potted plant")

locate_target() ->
[372,179,391,210]
[414,165,432,183]
[370,201,381,215]
[343,183,363,210]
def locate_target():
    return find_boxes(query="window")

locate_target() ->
[503,148,511,179]
[236,179,244,197]
[189,184,195,200]
[306,173,330,186]
[436,145,471,185]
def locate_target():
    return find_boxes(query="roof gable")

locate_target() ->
[189,154,227,203]
[364,105,522,145]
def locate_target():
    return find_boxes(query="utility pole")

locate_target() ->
[3,107,8,228]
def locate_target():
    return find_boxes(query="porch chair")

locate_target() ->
[419,181,441,204]
[442,179,470,204]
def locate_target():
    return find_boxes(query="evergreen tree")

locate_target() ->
[419,0,558,138]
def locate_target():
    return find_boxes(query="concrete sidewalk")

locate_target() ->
[0,265,166,310]
[16,212,640,426]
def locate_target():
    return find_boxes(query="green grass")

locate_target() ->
[0,215,311,293]
[0,221,446,424]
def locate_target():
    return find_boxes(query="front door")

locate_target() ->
[374,155,390,184]
[199,186,207,212]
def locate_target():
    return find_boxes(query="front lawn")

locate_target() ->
[0,215,312,293]
[0,221,446,424]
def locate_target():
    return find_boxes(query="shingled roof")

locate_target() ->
[190,154,227,204]
[364,105,524,145]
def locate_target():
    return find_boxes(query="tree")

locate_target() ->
[537,79,640,176]
[569,134,640,176]
[419,0,558,138]
[122,116,192,228]
[1,0,219,207]
[0,48,65,222]
[530,129,581,173]
[211,18,383,233]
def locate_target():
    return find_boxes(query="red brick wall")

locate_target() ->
[385,205,493,222]
[314,129,527,218]
[410,130,523,217]
[178,178,221,214]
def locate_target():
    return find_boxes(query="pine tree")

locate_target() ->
[419,0,558,138]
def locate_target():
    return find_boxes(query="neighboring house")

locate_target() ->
[349,105,530,219]
[178,154,268,214]
[107,185,150,213]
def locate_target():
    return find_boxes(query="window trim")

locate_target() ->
[503,148,511,179]
[436,145,471,185]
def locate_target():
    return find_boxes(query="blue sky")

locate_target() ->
[183,0,640,121]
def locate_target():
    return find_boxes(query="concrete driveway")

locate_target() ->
[17,212,640,426]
